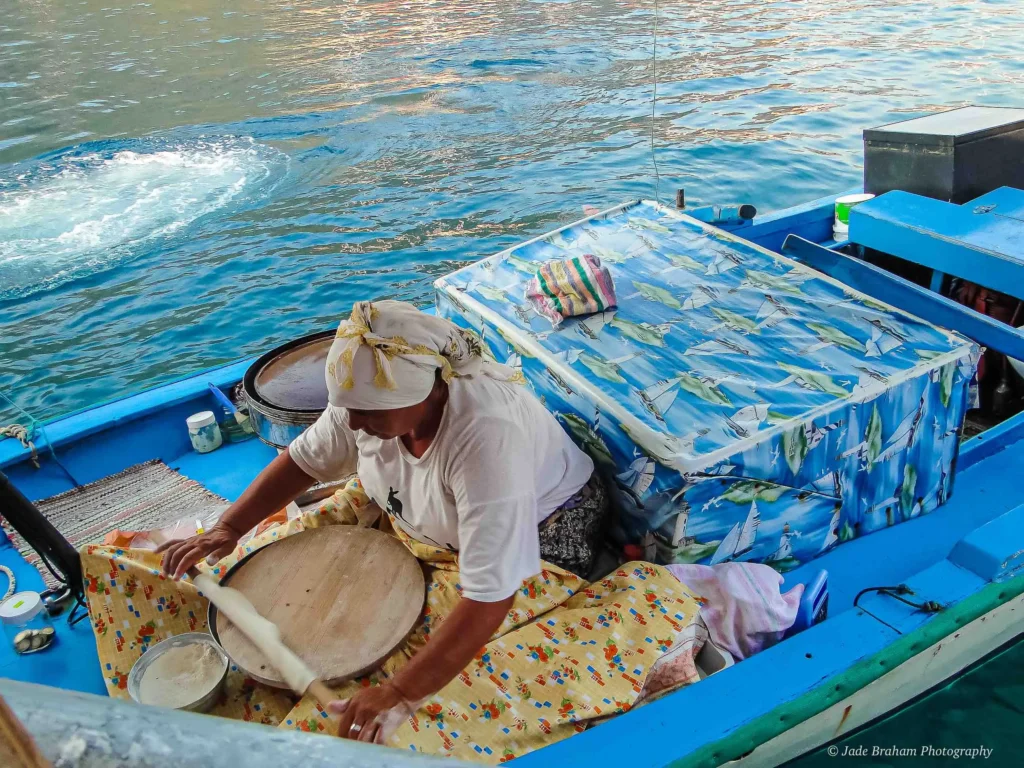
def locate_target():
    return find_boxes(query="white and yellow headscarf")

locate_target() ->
[325,300,519,409]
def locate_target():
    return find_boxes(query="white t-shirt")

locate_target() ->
[288,376,594,602]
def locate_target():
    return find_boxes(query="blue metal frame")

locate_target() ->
[781,235,1024,362]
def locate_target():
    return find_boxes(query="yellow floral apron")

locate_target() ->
[81,479,701,763]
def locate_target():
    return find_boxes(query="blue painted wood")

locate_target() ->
[781,235,1024,361]
[965,186,1024,222]
[854,560,986,636]
[822,236,850,249]
[0,357,255,471]
[848,190,1024,300]
[1,462,80,507]
[0,406,272,699]
[0,540,107,696]
[522,610,900,768]
[734,190,858,253]
[949,504,1024,583]
[957,410,1024,471]
[531,429,1024,766]
[171,436,276,502]
[788,569,829,635]
[6,398,207,501]
[2,360,257,502]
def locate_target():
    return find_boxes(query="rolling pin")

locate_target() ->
[187,567,337,709]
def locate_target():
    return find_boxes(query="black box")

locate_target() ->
[864,106,1024,203]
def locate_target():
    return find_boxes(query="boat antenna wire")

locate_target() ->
[650,0,661,204]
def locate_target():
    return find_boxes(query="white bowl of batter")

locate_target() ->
[127,632,229,713]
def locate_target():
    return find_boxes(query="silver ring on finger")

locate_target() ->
[349,723,363,733]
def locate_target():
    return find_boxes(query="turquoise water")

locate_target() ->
[2,0,1023,421]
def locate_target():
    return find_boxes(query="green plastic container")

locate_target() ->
[835,193,875,225]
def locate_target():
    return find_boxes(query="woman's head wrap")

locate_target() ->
[325,300,520,409]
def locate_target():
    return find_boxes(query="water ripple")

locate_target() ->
[0,136,288,300]
[0,0,1022,420]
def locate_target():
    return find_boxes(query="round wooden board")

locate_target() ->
[212,527,425,688]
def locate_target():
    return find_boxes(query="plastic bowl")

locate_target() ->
[127,632,229,713]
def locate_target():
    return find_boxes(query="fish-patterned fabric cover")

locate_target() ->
[435,200,978,569]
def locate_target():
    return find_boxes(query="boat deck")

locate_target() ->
[0,361,278,697]
[783,418,1024,607]
[540,420,1024,768]
[4,380,1022,706]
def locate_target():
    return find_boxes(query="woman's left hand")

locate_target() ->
[328,595,512,743]
[329,683,413,743]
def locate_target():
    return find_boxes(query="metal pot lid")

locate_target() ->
[253,334,334,411]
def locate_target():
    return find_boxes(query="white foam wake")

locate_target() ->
[0,137,285,300]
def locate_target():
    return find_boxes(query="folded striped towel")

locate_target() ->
[525,253,617,328]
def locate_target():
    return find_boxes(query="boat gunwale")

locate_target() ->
[674,575,1024,768]
[0,356,257,470]
[526,568,1024,768]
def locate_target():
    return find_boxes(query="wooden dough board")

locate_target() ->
[212,527,425,688]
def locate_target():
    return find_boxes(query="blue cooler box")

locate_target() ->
[435,201,978,569]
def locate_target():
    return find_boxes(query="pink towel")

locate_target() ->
[666,562,804,661]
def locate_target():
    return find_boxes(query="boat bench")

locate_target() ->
[781,187,1024,363]
[848,186,1024,297]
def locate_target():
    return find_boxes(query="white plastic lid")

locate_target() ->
[0,591,44,626]
[187,410,217,429]
[835,193,876,205]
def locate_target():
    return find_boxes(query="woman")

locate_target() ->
[161,300,607,743]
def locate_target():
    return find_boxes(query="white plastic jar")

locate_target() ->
[833,193,875,240]
[187,411,223,454]
[1,591,54,654]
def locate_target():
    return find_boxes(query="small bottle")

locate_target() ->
[0,592,55,654]
[187,411,223,454]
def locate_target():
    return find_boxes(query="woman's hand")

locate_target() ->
[153,451,316,580]
[157,522,240,580]
[329,683,414,744]
[326,595,513,744]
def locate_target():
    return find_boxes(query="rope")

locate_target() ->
[649,0,661,204]
[0,390,80,487]
[854,584,944,614]
[0,424,39,469]
[0,565,15,601]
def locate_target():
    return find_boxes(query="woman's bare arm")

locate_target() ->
[159,451,315,579]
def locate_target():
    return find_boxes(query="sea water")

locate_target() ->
[1,0,1023,420]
